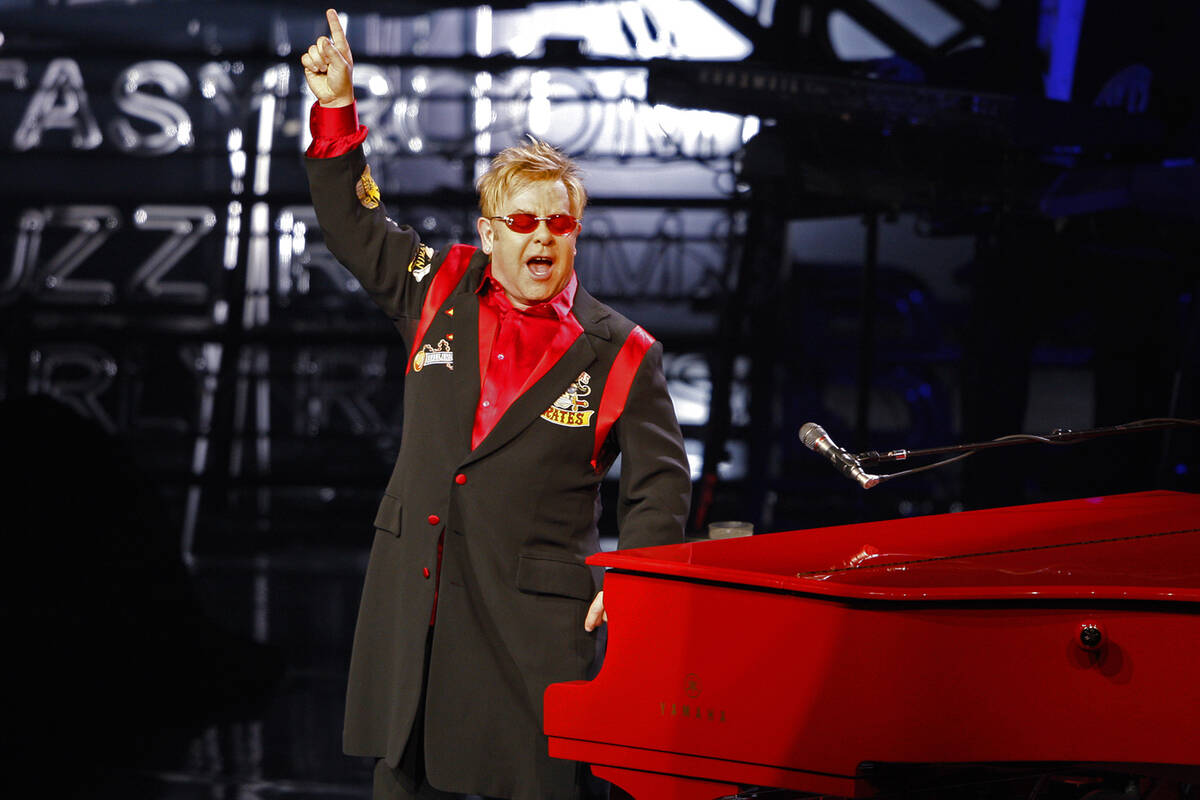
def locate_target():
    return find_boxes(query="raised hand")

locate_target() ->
[301,8,354,108]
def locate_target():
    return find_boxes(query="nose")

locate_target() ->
[533,220,555,242]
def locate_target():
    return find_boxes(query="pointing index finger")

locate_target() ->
[326,8,347,50]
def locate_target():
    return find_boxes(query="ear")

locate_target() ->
[476,216,494,255]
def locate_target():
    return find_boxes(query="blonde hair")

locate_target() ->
[476,137,587,219]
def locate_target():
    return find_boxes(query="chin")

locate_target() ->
[526,276,563,298]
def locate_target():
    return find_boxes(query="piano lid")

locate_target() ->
[591,491,1200,604]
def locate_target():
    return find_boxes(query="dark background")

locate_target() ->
[0,0,1196,796]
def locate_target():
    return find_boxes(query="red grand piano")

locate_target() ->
[544,490,1200,799]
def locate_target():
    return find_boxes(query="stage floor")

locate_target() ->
[38,549,376,799]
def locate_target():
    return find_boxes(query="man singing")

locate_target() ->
[301,9,691,799]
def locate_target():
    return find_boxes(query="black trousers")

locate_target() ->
[371,628,611,800]
[373,627,456,800]
[373,758,458,800]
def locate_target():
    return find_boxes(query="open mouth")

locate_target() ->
[526,256,554,279]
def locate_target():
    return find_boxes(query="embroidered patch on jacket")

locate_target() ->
[408,244,434,283]
[413,338,454,372]
[355,165,380,209]
[541,371,594,427]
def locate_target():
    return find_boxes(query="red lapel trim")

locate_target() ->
[407,244,477,374]
[591,325,654,472]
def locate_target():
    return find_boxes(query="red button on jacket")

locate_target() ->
[455,474,467,485]
[427,514,440,526]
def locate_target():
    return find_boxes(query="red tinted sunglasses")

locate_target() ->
[489,213,579,235]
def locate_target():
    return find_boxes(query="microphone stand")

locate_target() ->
[850,417,1198,488]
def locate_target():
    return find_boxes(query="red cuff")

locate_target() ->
[306,101,369,158]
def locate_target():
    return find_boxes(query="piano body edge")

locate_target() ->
[544,491,1200,799]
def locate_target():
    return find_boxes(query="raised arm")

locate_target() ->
[302,8,440,326]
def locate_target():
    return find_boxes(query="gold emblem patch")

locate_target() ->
[409,244,434,283]
[413,338,454,372]
[356,165,380,209]
[541,372,594,428]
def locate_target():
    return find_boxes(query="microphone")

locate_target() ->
[799,423,880,489]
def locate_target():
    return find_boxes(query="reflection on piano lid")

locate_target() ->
[545,490,1200,799]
